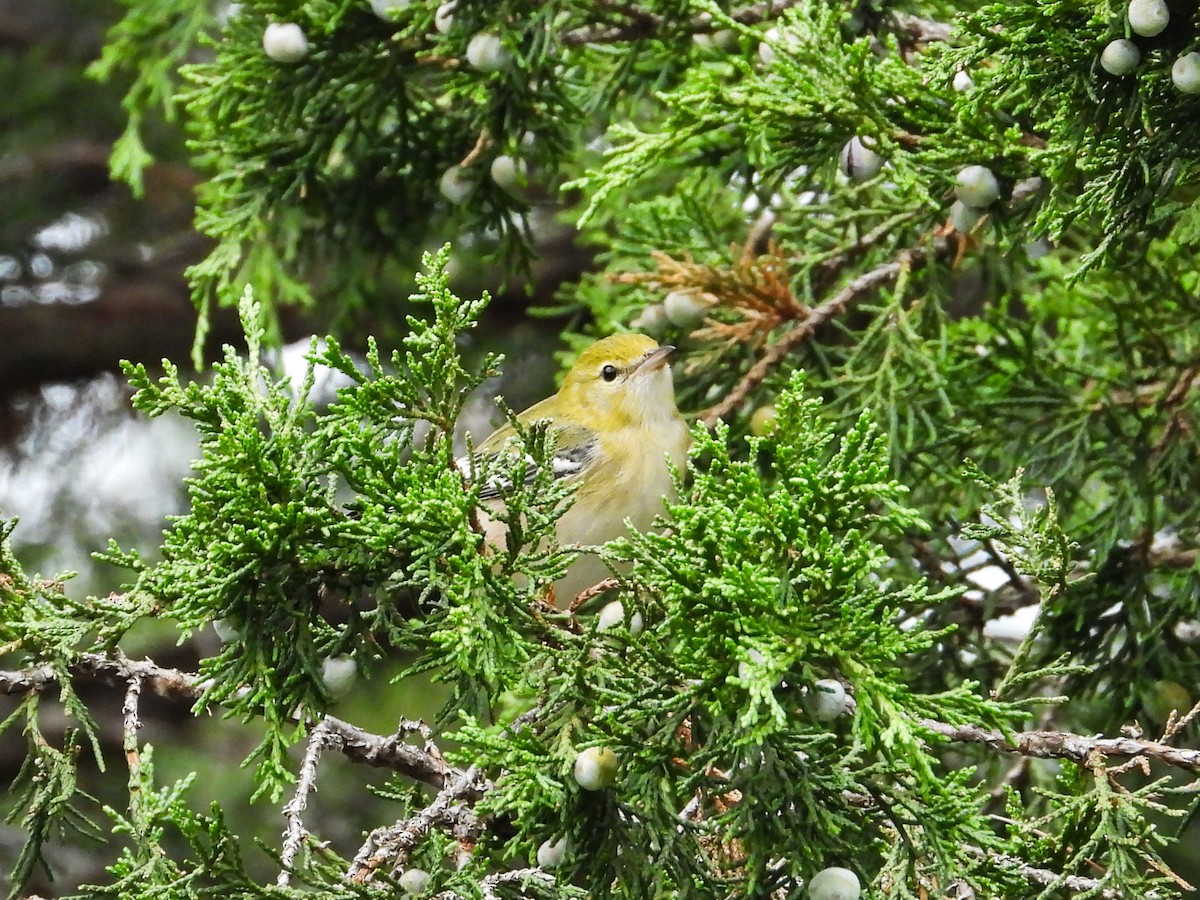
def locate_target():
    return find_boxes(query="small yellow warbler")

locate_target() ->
[463,334,690,605]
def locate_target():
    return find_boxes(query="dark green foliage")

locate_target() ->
[93,0,745,349]
[546,0,1200,734]
[447,379,1029,896]
[6,0,1200,897]
[2,717,102,895]
[3,248,1198,897]
[941,1,1200,267]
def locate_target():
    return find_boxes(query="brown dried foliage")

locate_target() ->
[611,242,807,356]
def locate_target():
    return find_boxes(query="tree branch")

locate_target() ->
[481,868,557,898]
[561,3,951,46]
[347,764,490,884]
[888,12,953,44]
[924,718,1200,771]
[699,238,950,426]
[278,718,336,888]
[11,653,1200,784]
[121,674,146,819]
[0,653,453,788]
[562,0,804,45]
[964,845,1161,899]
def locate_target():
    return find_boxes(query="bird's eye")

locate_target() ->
[600,364,619,382]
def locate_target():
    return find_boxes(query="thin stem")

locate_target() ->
[699,239,949,426]
[278,718,337,887]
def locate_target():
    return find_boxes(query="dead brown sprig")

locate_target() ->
[612,241,806,357]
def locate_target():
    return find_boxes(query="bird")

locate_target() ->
[461,333,691,607]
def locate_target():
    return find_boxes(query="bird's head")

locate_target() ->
[559,334,680,428]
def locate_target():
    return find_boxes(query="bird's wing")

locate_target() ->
[459,420,599,501]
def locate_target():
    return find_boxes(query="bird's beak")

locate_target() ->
[635,345,675,374]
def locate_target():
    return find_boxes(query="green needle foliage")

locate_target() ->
[108,249,581,796]
[4,0,1200,896]
[448,385,1028,896]
[0,252,1192,898]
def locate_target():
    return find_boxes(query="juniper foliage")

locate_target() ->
[3,0,1200,897]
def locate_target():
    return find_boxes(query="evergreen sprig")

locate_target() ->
[110,250,526,794]
[447,373,1030,895]
[7,0,1200,895]
[4,257,1199,893]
